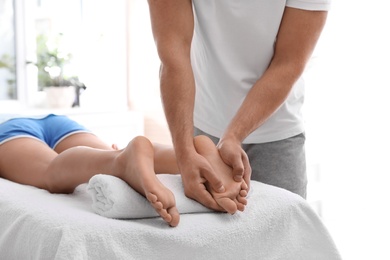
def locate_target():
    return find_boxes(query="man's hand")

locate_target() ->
[217,137,251,190]
[178,150,226,211]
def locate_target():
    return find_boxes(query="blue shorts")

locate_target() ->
[0,114,91,149]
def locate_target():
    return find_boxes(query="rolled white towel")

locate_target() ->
[87,174,213,219]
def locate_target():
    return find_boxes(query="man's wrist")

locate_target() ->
[172,136,197,161]
[219,132,242,147]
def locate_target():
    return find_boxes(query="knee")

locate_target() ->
[45,181,71,194]
[44,171,73,194]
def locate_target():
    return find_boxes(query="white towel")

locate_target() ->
[87,174,213,218]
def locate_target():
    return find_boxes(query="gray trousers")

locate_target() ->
[194,128,307,198]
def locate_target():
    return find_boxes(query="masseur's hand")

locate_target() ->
[178,150,225,211]
[217,138,251,190]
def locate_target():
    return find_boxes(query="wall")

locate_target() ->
[303,1,390,259]
[127,0,172,145]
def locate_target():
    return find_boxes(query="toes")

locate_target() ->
[157,206,180,227]
[217,197,238,214]
[236,202,245,212]
[237,195,247,205]
[159,208,172,222]
[146,193,164,210]
[146,191,179,226]
[167,207,180,227]
[239,189,248,197]
[146,192,158,203]
[241,181,248,190]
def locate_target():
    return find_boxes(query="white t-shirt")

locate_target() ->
[191,0,331,143]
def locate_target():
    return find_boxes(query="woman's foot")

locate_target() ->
[194,135,248,214]
[115,136,180,227]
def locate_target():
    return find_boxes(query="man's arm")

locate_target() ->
[148,0,225,211]
[218,8,328,182]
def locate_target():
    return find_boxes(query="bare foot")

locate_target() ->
[115,136,180,227]
[194,135,248,214]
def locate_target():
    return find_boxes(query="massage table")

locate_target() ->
[0,174,341,259]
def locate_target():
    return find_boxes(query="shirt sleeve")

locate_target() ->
[286,0,331,11]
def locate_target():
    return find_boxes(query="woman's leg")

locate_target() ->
[0,134,180,226]
[0,138,58,188]
[54,133,180,226]
[55,132,180,174]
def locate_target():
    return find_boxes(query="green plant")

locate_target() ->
[28,33,84,90]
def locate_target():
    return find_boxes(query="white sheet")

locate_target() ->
[0,177,342,260]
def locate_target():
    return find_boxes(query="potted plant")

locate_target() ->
[29,34,86,108]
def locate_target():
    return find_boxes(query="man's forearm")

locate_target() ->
[148,0,195,156]
[222,62,301,143]
[160,62,197,156]
[222,8,328,143]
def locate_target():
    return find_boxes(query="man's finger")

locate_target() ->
[242,152,252,189]
[232,157,245,182]
[199,192,224,211]
[201,165,225,193]
[192,188,224,211]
